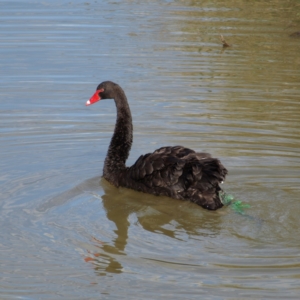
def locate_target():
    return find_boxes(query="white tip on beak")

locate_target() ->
[86,100,91,106]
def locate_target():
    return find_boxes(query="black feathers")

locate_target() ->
[120,146,227,210]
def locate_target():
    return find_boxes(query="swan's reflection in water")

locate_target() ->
[37,175,263,277]
[86,178,223,276]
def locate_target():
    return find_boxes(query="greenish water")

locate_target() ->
[0,1,300,299]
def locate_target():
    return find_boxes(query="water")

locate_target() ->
[1,0,300,299]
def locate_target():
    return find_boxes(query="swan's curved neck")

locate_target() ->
[103,89,132,184]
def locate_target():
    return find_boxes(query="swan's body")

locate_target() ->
[87,81,227,210]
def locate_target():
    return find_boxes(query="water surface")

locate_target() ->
[1,0,300,299]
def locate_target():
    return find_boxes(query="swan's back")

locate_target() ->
[118,146,227,210]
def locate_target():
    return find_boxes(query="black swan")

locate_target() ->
[86,81,227,210]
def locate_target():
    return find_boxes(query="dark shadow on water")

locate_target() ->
[37,176,228,276]
[37,176,266,276]
[91,178,224,275]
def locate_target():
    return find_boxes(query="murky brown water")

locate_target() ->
[1,0,300,299]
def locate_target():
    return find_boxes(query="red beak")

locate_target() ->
[86,89,103,106]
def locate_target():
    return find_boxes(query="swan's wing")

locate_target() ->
[128,147,185,188]
[127,146,226,189]
[125,146,227,210]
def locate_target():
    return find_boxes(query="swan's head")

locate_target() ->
[86,81,121,106]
